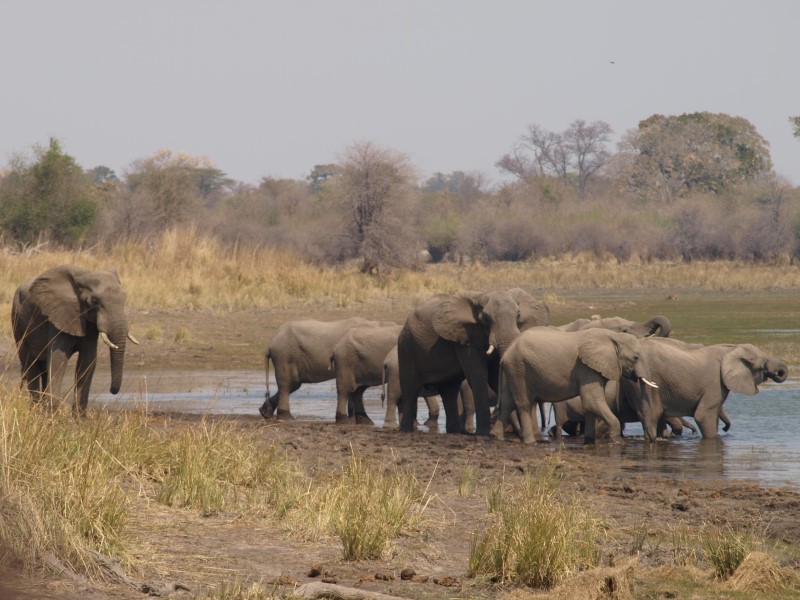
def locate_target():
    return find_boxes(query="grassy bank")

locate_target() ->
[0,229,798,316]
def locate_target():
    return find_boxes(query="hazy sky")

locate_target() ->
[2,1,798,187]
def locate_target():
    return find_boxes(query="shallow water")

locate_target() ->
[94,371,800,491]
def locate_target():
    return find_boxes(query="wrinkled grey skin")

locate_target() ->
[626,337,788,442]
[260,317,392,420]
[556,314,672,337]
[550,394,712,439]
[398,289,549,435]
[545,314,672,440]
[11,264,133,416]
[381,345,441,430]
[329,324,414,425]
[492,327,650,445]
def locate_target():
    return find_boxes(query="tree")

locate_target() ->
[497,120,612,195]
[118,150,227,235]
[621,112,773,202]
[564,119,613,195]
[791,116,800,139]
[0,137,97,246]
[335,142,418,273]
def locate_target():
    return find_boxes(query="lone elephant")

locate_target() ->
[625,337,788,441]
[398,288,549,435]
[260,317,393,420]
[11,264,138,415]
[492,327,654,445]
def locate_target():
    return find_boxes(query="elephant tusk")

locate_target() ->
[128,333,140,345]
[486,344,495,356]
[642,377,659,389]
[100,332,119,350]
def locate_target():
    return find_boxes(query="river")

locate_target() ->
[94,370,800,491]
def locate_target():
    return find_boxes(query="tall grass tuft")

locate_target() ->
[700,524,756,579]
[0,391,131,577]
[327,452,432,561]
[468,461,603,588]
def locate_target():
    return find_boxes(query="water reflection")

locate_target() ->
[93,370,800,491]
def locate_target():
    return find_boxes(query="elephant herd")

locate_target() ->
[10,265,790,446]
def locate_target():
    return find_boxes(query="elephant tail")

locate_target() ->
[265,349,271,400]
[380,363,387,407]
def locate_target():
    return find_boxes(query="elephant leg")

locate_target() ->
[423,395,440,429]
[579,380,621,445]
[457,382,474,433]
[456,349,492,435]
[46,345,71,411]
[537,400,547,432]
[383,386,400,429]
[352,387,374,425]
[74,343,98,417]
[439,381,463,433]
[335,374,357,424]
[694,402,720,439]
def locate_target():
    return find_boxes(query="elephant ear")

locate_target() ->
[721,345,759,396]
[578,329,623,381]
[29,264,88,337]
[432,293,484,346]
[507,287,550,330]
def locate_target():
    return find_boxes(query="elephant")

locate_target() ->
[624,337,788,442]
[548,394,716,439]
[11,264,138,415]
[543,313,672,439]
[555,314,672,338]
[329,324,437,425]
[492,327,655,445]
[397,288,549,435]
[381,345,441,430]
[259,317,393,420]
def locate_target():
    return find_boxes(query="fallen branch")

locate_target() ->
[289,581,410,600]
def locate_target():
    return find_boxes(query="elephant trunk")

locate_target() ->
[646,315,672,338]
[767,359,789,383]
[106,319,129,394]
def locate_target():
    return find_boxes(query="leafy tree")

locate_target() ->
[621,112,773,202]
[0,138,97,246]
[791,116,800,139]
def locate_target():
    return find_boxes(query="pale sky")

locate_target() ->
[1,1,798,187]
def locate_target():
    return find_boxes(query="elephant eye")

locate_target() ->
[91,297,100,307]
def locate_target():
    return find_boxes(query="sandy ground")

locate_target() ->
[3,302,800,599]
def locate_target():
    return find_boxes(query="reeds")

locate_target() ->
[468,462,603,588]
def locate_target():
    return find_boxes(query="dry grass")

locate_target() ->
[468,461,604,589]
[725,551,800,595]
[0,229,798,322]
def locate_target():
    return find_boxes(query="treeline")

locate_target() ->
[1,112,798,271]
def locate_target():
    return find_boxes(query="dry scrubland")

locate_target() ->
[1,229,800,600]
[0,229,799,317]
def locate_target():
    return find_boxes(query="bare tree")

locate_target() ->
[335,141,419,274]
[564,119,613,195]
[497,120,612,195]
